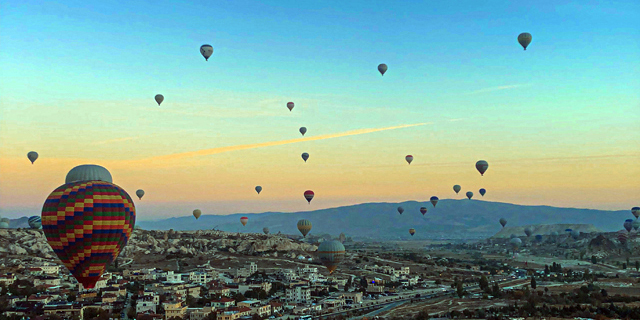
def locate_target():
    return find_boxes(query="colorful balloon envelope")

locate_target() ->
[419,207,427,216]
[304,190,314,204]
[240,217,249,226]
[409,228,415,236]
[287,102,294,111]
[193,209,202,219]
[317,240,346,274]
[28,216,42,229]
[297,219,312,237]
[618,230,628,244]
[430,196,439,207]
[200,44,213,61]
[42,181,135,289]
[405,155,413,165]
[632,207,640,219]
[475,160,489,176]
[624,220,633,233]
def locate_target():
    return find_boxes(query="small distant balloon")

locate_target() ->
[632,207,640,219]
[136,189,145,200]
[304,190,314,204]
[193,209,202,219]
[571,230,580,240]
[397,207,404,215]
[287,102,295,111]
[430,196,439,207]
[499,218,507,228]
[405,155,413,165]
[27,151,38,164]
[466,191,473,200]
[624,220,633,233]
[297,219,312,237]
[240,217,248,226]
[299,127,307,136]
[28,216,42,229]
[453,185,461,194]
[475,160,489,176]
[535,235,543,243]
[301,152,310,162]
[518,33,532,50]
[263,227,270,235]
[524,227,532,237]
[420,207,427,216]
[633,220,640,231]
[155,94,164,106]
[200,44,213,61]
[409,228,416,236]
[378,64,388,76]
[479,188,486,197]
[255,186,262,194]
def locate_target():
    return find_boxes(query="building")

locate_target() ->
[189,272,208,284]
[137,296,157,314]
[236,262,258,278]
[164,300,187,319]
[188,305,214,320]
[33,276,61,287]
[0,273,16,286]
[212,297,236,308]
[166,271,184,283]
[40,264,61,274]
[211,286,231,297]
[42,302,82,319]
[286,285,311,303]
[237,300,261,308]
[343,292,363,304]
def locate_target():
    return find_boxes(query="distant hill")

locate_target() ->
[493,224,601,238]
[136,200,629,240]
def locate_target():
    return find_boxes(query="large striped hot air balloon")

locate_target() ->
[28,216,42,229]
[317,240,346,274]
[42,180,135,289]
[240,217,249,226]
[297,219,312,237]
[430,196,439,207]
[618,230,628,244]
[304,190,314,204]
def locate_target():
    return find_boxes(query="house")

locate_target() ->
[42,302,81,318]
[236,262,258,278]
[210,286,231,297]
[164,300,187,319]
[189,272,208,284]
[342,292,363,304]
[27,294,54,304]
[212,297,235,308]
[268,301,283,314]
[286,285,311,303]
[166,271,184,283]
[187,305,214,320]
[237,300,261,308]
[0,273,16,286]
[40,264,61,275]
[251,304,271,317]
[136,311,164,320]
[102,293,118,303]
[6,301,43,317]
[137,296,157,314]
[33,276,61,286]
[28,267,44,276]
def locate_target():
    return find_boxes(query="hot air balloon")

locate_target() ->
[430,196,439,207]
[624,220,633,233]
[510,238,522,251]
[200,44,213,61]
[136,189,145,200]
[551,231,559,237]
[405,155,413,165]
[42,180,135,289]
[453,185,461,194]
[154,94,164,106]
[409,228,416,236]
[510,234,518,239]
[297,219,312,237]
[535,235,543,243]
[397,207,404,215]
[0,220,9,228]
[299,127,307,136]
[304,190,314,204]
[420,207,427,216]
[28,216,42,229]
[524,227,532,237]
[476,160,489,176]
[632,207,640,219]
[571,230,580,240]
[518,33,532,50]
[287,102,294,111]
[27,151,39,164]
[499,218,507,228]
[618,230,628,244]
[633,220,640,231]
[255,186,262,194]
[301,152,309,162]
[263,227,269,235]
[240,217,249,226]
[193,209,202,219]
[317,240,346,274]
[339,233,346,243]
[378,64,388,76]
[66,165,113,184]
[466,191,474,200]
[479,188,486,197]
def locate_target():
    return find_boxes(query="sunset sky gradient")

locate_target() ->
[1,0,638,220]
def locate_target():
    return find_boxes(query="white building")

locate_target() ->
[189,272,208,284]
[280,269,298,281]
[40,264,61,275]
[165,271,183,283]
[286,286,311,303]
[236,262,258,278]
[136,296,157,314]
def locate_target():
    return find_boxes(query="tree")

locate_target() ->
[530,276,537,289]
[622,263,627,270]
[126,307,136,319]
[479,276,489,291]
[636,261,639,271]
[359,277,368,289]
[456,281,464,298]
[592,255,598,264]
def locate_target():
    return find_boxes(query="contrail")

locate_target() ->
[465,84,530,95]
[136,122,429,163]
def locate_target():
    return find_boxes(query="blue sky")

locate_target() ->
[1,0,638,219]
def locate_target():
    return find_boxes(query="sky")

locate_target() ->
[1,0,638,221]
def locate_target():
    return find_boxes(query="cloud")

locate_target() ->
[465,84,531,95]
[132,122,429,164]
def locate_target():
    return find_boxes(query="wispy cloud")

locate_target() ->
[465,84,531,95]
[133,123,429,163]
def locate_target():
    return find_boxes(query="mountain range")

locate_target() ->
[134,200,630,240]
